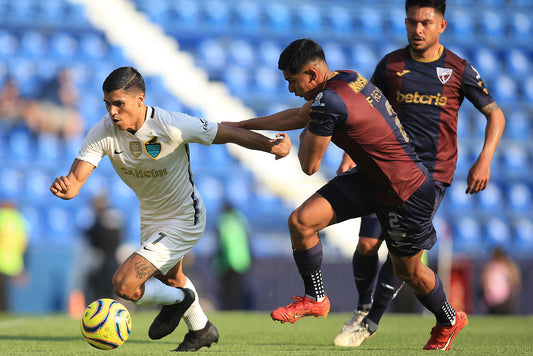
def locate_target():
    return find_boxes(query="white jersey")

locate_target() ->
[77,106,218,224]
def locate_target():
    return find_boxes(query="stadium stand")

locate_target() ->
[2,0,532,313]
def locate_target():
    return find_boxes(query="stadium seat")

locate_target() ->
[264,3,292,32]
[356,7,383,36]
[451,216,482,253]
[19,31,47,58]
[471,47,500,77]
[171,0,200,28]
[322,42,347,71]
[326,5,354,34]
[447,181,474,212]
[491,74,518,104]
[294,4,322,33]
[223,65,251,97]
[202,0,230,29]
[257,40,284,68]
[512,217,533,252]
[253,66,282,96]
[523,75,533,103]
[196,38,227,76]
[0,166,25,203]
[504,109,531,140]
[509,13,532,44]
[483,217,512,248]
[227,39,256,68]
[0,31,18,58]
[506,182,532,213]
[503,48,530,80]
[500,144,530,180]
[446,9,475,42]
[476,182,504,214]
[479,10,506,41]
[233,1,262,31]
[349,43,378,79]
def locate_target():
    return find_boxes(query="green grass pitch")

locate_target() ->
[0,311,532,355]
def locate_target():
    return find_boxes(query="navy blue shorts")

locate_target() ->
[317,169,439,257]
[359,181,448,240]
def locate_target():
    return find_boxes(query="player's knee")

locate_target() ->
[356,238,381,255]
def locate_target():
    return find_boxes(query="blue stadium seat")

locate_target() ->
[22,166,51,207]
[78,33,109,61]
[476,182,504,214]
[19,31,47,58]
[253,66,282,96]
[49,32,78,61]
[506,182,532,213]
[500,144,530,180]
[349,43,378,79]
[171,0,200,27]
[0,31,18,59]
[357,8,383,36]
[479,10,506,41]
[503,48,530,80]
[294,4,322,33]
[523,75,533,103]
[264,3,292,32]
[491,74,518,104]
[451,216,482,252]
[195,175,225,223]
[471,47,500,78]
[223,65,251,96]
[483,217,512,248]
[196,38,227,75]
[504,109,531,140]
[202,0,230,28]
[446,9,475,42]
[257,41,283,67]
[0,166,24,203]
[233,1,261,31]
[323,42,347,70]
[326,5,354,34]
[509,13,532,44]
[6,126,34,161]
[447,181,474,212]
[227,39,256,68]
[512,217,533,252]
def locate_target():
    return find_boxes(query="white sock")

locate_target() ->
[133,277,185,306]
[183,277,209,331]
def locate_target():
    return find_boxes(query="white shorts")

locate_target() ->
[135,212,206,274]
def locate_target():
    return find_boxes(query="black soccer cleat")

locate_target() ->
[172,321,219,352]
[148,287,195,340]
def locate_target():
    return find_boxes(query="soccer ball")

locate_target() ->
[80,298,132,350]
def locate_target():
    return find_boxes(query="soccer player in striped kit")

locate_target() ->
[334,0,505,349]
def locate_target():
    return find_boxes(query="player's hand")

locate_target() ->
[271,133,291,160]
[465,159,490,194]
[50,175,74,200]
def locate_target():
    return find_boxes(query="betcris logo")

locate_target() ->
[396,91,448,106]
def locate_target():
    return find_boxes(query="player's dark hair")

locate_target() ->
[405,0,446,16]
[102,66,146,94]
[278,39,326,74]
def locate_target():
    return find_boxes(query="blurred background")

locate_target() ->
[0,0,531,315]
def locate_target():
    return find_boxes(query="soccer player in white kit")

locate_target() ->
[50,66,291,352]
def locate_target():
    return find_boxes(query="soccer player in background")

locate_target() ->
[50,66,291,352]
[228,38,468,351]
[334,0,505,347]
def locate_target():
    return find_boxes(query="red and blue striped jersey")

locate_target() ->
[371,46,494,185]
[308,70,427,206]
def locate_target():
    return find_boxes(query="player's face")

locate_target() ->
[103,89,146,131]
[405,6,446,57]
[282,69,319,101]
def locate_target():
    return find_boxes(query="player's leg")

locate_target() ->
[271,170,377,324]
[270,192,334,324]
[162,263,219,352]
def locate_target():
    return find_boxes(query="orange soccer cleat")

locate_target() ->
[423,311,468,351]
[271,295,330,324]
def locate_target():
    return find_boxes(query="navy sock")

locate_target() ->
[293,241,324,300]
[353,250,379,309]
[366,255,404,331]
[416,273,456,326]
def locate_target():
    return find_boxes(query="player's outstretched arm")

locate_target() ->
[213,123,291,159]
[222,105,309,131]
[466,102,505,194]
[50,159,95,200]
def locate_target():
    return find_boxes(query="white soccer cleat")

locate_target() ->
[333,320,374,347]
[340,309,369,333]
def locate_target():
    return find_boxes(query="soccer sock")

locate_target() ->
[293,241,325,302]
[183,276,209,331]
[416,273,456,327]
[365,255,404,332]
[353,250,379,310]
[134,277,185,306]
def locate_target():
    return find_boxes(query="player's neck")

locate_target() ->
[410,44,443,62]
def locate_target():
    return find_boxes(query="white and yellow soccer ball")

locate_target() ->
[80,298,132,350]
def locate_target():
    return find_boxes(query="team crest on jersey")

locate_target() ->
[436,67,453,84]
[144,136,161,159]
[129,141,142,157]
